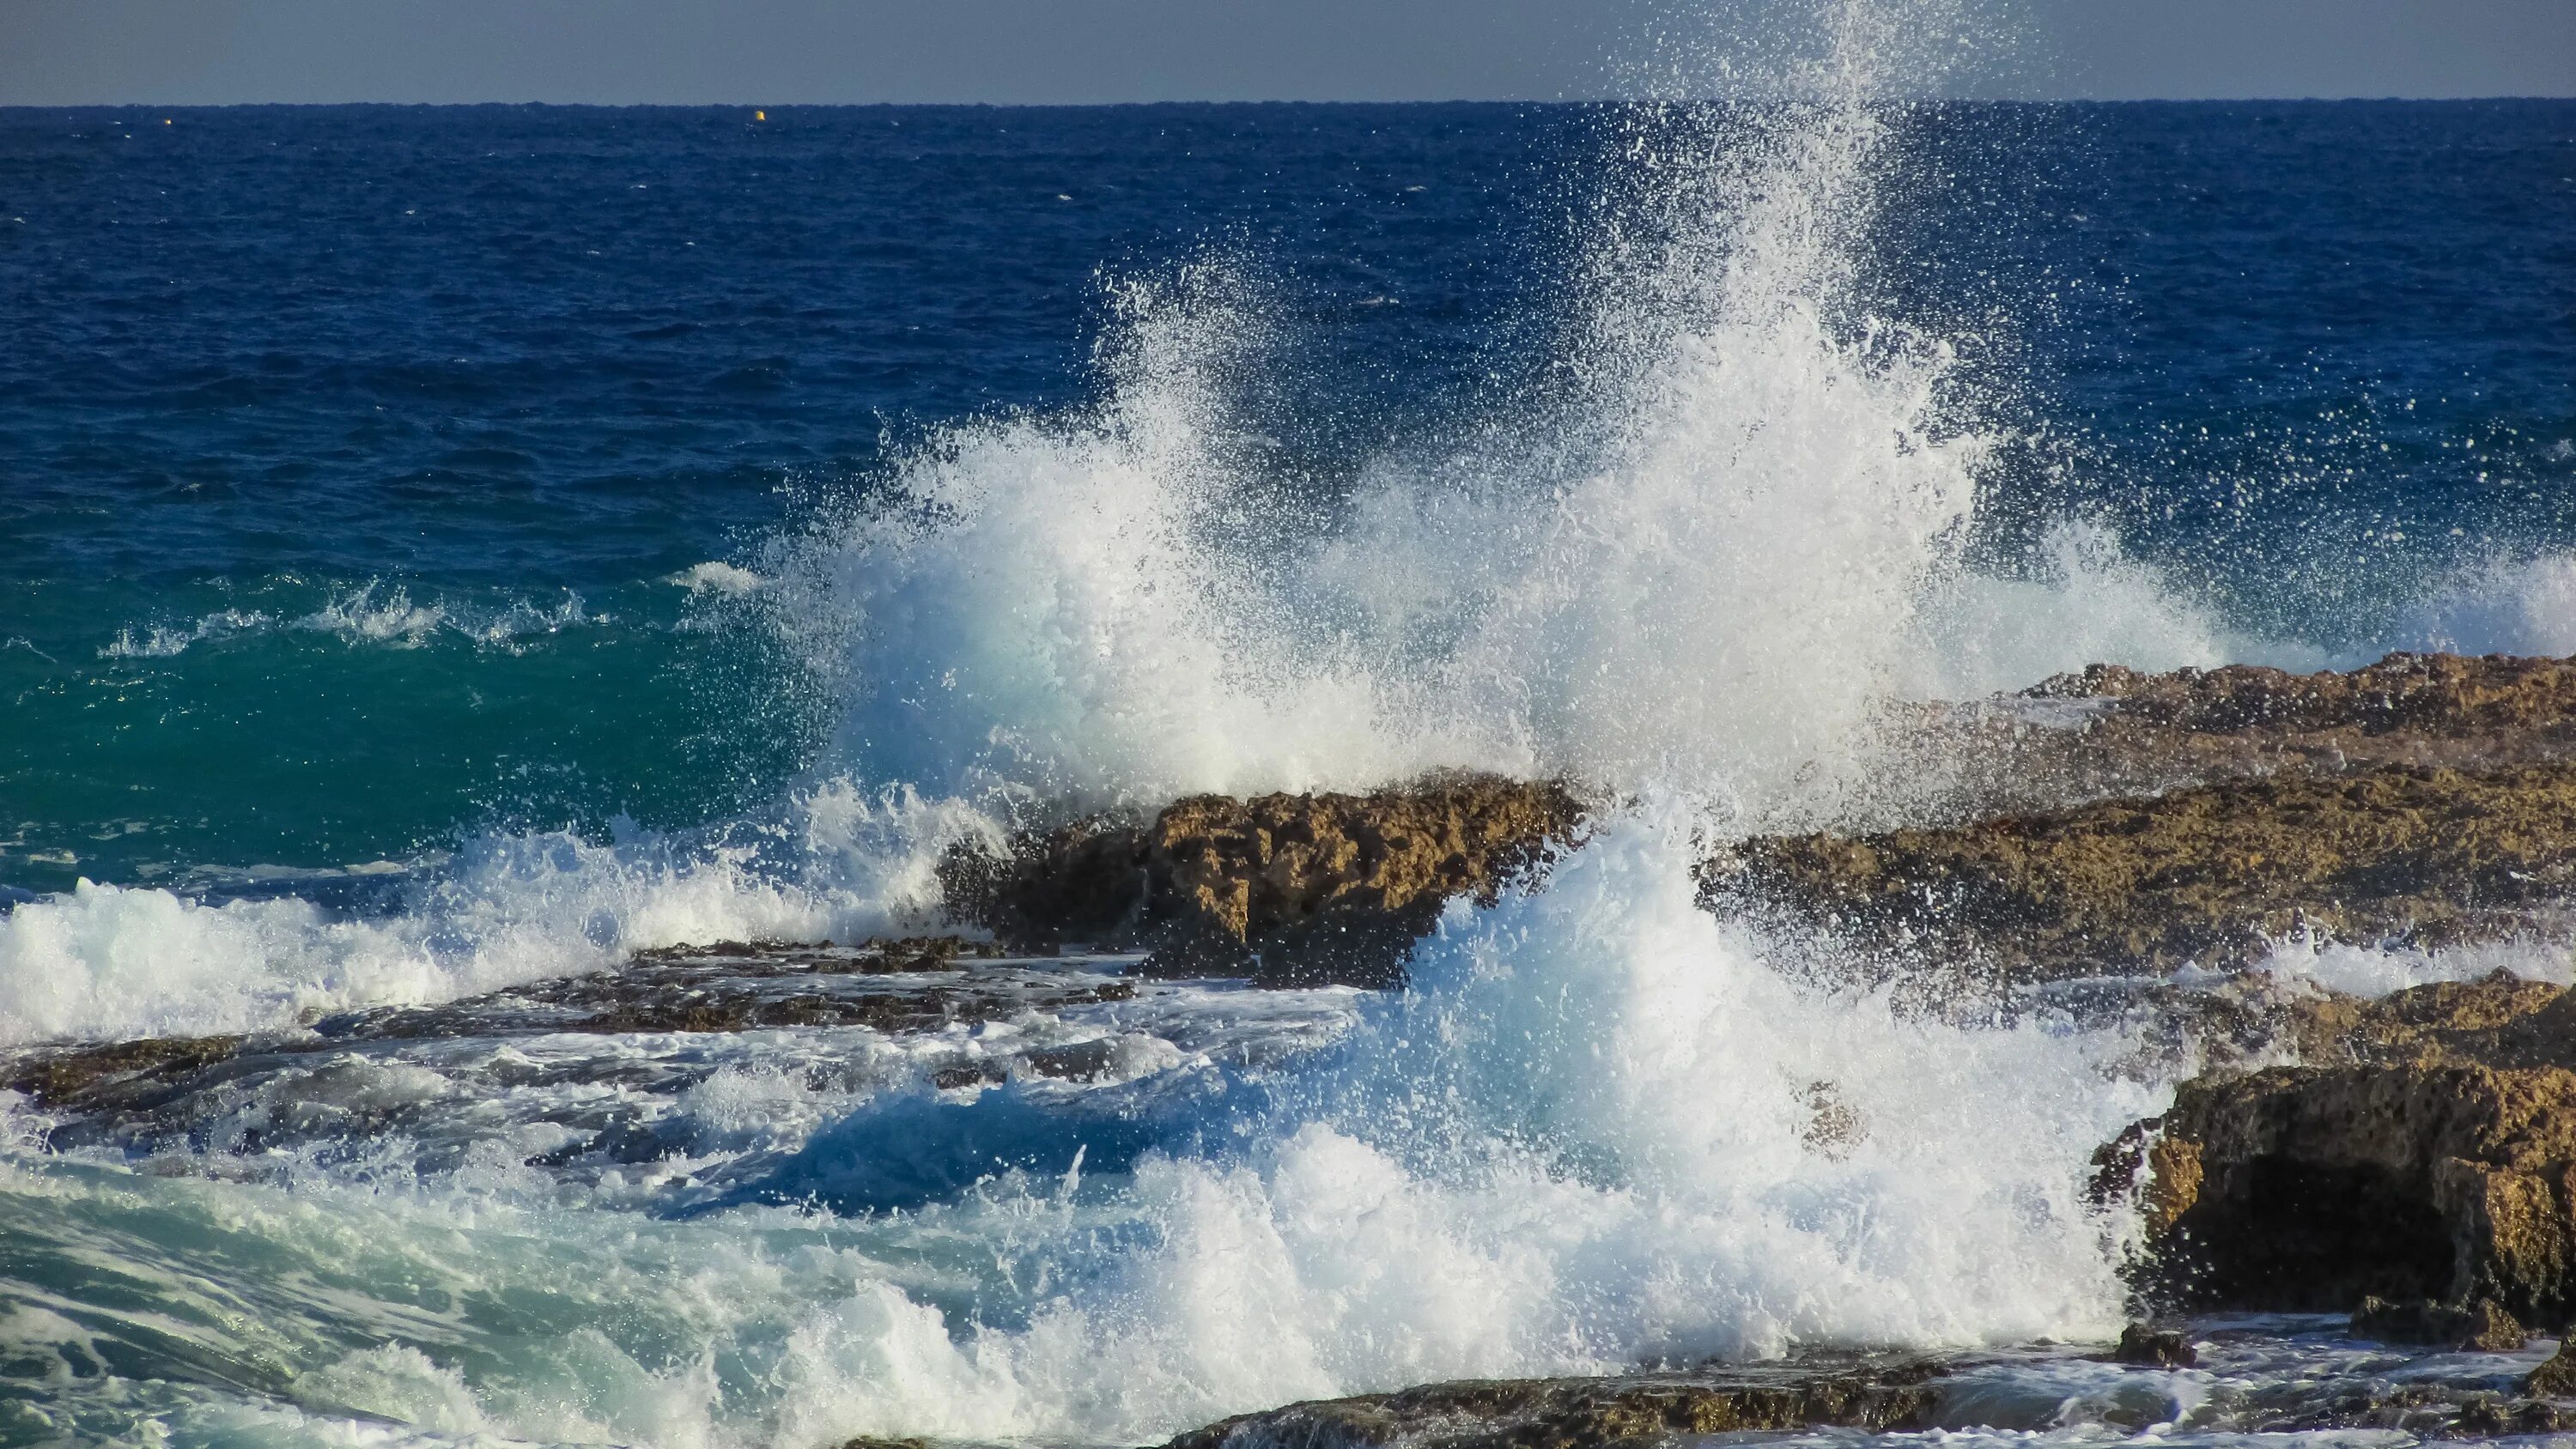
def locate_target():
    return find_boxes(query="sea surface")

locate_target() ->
[3,82,2575,1449]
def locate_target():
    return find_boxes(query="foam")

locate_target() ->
[0,814,2161,1447]
[2256,931,2576,1001]
[669,561,769,597]
[0,785,993,1047]
[756,55,2309,832]
[97,609,271,660]
[91,584,610,664]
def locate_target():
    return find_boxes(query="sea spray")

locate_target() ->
[0,812,2161,1446]
[0,2,2358,1045]
[0,786,993,1046]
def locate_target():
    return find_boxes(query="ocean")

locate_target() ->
[3,79,2575,1449]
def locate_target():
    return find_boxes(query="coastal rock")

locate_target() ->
[2352,1295,2527,1351]
[2105,978,2576,1322]
[3,1034,246,1109]
[2113,1323,2197,1367]
[954,774,1588,985]
[2528,1340,2576,1397]
[1910,652,2576,820]
[1160,1366,1942,1449]
[1709,762,2576,982]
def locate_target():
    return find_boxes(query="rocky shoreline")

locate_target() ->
[15,651,2576,1447]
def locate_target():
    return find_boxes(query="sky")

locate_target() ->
[0,0,2569,105]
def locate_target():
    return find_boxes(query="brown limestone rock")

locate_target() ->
[1160,1367,1941,1449]
[3,1034,246,1110]
[957,774,1589,985]
[1709,762,2576,982]
[1903,652,2576,821]
[2108,979,2576,1323]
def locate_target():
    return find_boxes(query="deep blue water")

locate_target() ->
[2,100,2572,894]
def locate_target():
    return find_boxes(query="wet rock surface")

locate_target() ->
[0,938,1231,1188]
[2354,1296,2530,1352]
[951,773,1588,986]
[3,938,1130,1113]
[2113,1323,2198,1367]
[1160,1363,1947,1449]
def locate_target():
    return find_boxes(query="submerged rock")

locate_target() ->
[1160,1365,1944,1449]
[2104,977,2576,1323]
[951,773,1588,985]
[2352,1295,2528,1352]
[0,937,1127,1125]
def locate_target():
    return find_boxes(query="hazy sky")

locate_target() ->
[1,0,2569,106]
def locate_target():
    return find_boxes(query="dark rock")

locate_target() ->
[2113,1323,2197,1367]
[2528,1339,2576,1397]
[4,1034,246,1108]
[2352,1295,2527,1351]
[2446,1391,2570,1436]
[1159,1365,1942,1449]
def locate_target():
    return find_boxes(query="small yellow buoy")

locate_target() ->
[163,118,172,125]
[754,110,766,121]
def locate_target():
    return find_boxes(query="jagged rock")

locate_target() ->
[2113,1323,2197,1367]
[3,1034,246,1108]
[2528,1340,2576,1396]
[1709,762,2576,982]
[2104,978,2576,1322]
[952,773,1588,985]
[1901,652,2576,822]
[1159,1366,1942,1449]
[2352,1295,2527,1351]
[2448,1392,2573,1435]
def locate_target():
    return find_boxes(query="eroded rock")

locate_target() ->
[953,773,1589,985]
[1710,762,2576,982]
[2104,977,2576,1323]
[2353,1295,2527,1351]
[2528,1339,2576,1397]
[1161,1365,1943,1449]
[1905,652,2576,821]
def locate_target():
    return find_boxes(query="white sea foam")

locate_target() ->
[295,581,450,646]
[2256,931,2576,1001]
[0,815,2160,1447]
[0,785,993,1046]
[97,609,272,660]
[93,585,607,662]
[671,560,769,596]
[768,84,1999,825]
